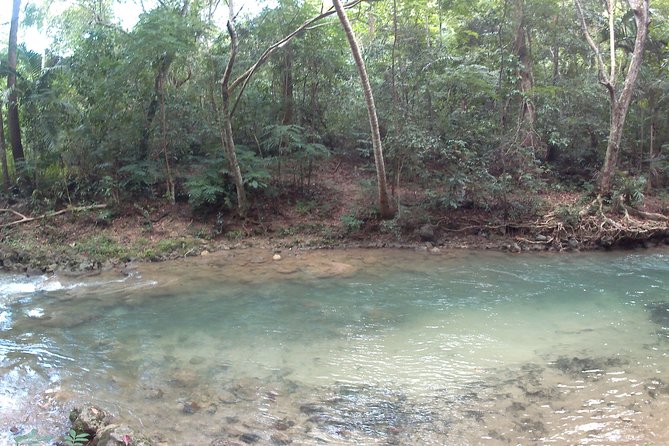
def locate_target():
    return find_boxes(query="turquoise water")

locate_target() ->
[1,249,669,445]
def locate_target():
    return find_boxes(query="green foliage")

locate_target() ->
[614,174,646,207]
[75,235,124,261]
[186,159,234,212]
[13,428,52,446]
[64,429,89,446]
[262,125,329,189]
[554,204,582,229]
[340,214,364,233]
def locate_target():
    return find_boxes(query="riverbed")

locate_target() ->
[1,248,668,445]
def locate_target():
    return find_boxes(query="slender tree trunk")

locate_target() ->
[575,0,650,194]
[332,0,394,218]
[139,54,173,160]
[390,0,399,113]
[513,0,538,150]
[0,106,10,192]
[7,0,24,163]
[282,44,294,125]
[221,0,248,217]
[159,75,175,203]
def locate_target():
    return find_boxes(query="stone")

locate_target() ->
[272,254,282,261]
[95,424,153,446]
[201,250,210,256]
[418,224,435,242]
[510,243,521,253]
[535,234,548,242]
[143,387,164,400]
[270,432,292,445]
[182,400,201,414]
[239,433,261,444]
[71,405,112,436]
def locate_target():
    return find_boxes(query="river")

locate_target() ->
[1,248,668,445]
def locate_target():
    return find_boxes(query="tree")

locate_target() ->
[218,0,249,216]
[215,0,363,217]
[575,0,651,195]
[0,105,9,192]
[332,0,394,218]
[7,0,25,164]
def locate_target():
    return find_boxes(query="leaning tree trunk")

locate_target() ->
[7,0,24,163]
[332,0,394,219]
[220,0,248,217]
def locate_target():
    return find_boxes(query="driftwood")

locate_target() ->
[0,204,107,227]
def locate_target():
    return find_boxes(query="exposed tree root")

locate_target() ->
[439,195,667,250]
[0,204,107,227]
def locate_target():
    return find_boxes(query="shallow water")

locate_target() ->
[1,249,669,445]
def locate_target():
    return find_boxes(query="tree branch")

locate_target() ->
[1,205,107,227]
[574,0,614,92]
[226,0,362,117]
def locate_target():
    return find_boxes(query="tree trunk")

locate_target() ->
[596,0,650,194]
[220,0,248,217]
[282,44,294,125]
[0,105,10,192]
[159,73,175,203]
[332,0,394,219]
[7,0,24,163]
[139,54,173,160]
[513,0,539,151]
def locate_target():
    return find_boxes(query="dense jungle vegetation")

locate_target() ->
[0,0,668,249]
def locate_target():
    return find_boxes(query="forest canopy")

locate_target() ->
[0,0,668,226]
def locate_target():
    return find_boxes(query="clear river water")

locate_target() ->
[1,248,669,445]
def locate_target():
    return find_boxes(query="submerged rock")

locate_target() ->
[551,356,625,379]
[95,424,152,446]
[648,302,669,327]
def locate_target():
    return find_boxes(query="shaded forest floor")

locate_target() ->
[1,157,668,274]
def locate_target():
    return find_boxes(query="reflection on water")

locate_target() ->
[1,249,669,445]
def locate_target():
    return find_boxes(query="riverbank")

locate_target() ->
[1,193,669,275]
[2,156,669,274]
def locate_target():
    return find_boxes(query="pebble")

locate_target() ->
[273,254,282,261]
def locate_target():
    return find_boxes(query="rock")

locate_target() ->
[418,225,435,242]
[182,400,201,414]
[239,433,261,444]
[567,238,580,250]
[272,254,282,261]
[210,438,243,446]
[598,236,614,248]
[270,432,292,445]
[143,387,164,400]
[71,405,112,436]
[643,240,657,249]
[201,250,210,256]
[272,419,295,431]
[510,243,521,253]
[95,424,152,446]
[429,247,441,254]
[189,356,206,365]
[535,234,548,242]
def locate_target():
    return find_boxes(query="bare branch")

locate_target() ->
[574,0,614,91]
[226,0,363,116]
[1,205,107,227]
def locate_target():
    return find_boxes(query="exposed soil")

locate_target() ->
[1,156,668,274]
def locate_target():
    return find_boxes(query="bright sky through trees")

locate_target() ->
[0,0,274,52]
